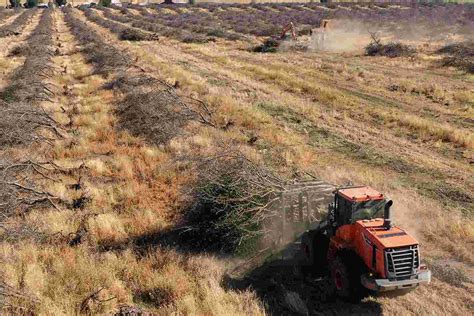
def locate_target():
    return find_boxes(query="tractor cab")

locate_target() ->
[329,186,391,229]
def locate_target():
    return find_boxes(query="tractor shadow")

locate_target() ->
[97,228,382,315]
[223,244,383,316]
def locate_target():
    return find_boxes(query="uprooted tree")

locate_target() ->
[0,158,66,242]
[171,150,285,255]
[111,74,215,146]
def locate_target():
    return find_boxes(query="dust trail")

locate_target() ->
[296,18,472,53]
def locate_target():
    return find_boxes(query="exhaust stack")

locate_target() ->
[384,200,393,229]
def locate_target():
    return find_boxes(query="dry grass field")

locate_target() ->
[0,3,473,315]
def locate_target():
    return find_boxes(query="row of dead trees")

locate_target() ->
[1,8,59,232]
[80,7,159,41]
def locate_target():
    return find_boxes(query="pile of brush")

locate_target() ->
[438,41,473,73]
[172,150,285,255]
[253,37,280,53]
[365,32,415,58]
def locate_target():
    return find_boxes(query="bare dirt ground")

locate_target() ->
[0,5,472,315]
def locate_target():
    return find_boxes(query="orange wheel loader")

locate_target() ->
[298,186,431,301]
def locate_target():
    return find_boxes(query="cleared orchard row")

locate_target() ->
[2,2,472,43]
[76,4,473,223]
[1,8,58,148]
[0,8,60,248]
[64,8,269,253]
[64,7,212,140]
[81,7,473,312]
[85,6,473,149]
[94,5,227,43]
[71,2,474,46]
[0,8,36,37]
[75,5,473,214]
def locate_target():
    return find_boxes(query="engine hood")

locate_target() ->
[357,219,418,249]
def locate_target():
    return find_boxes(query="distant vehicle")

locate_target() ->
[37,3,49,8]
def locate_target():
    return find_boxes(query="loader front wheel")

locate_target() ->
[330,253,370,302]
[313,275,335,302]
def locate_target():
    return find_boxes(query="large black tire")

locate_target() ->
[312,232,330,274]
[299,231,330,277]
[330,252,370,302]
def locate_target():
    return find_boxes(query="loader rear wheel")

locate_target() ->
[299,231,329,277]
[330,252,370,302]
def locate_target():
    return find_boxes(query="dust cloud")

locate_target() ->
[308,19,372,53]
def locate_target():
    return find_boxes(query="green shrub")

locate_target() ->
[206,28,225,37]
